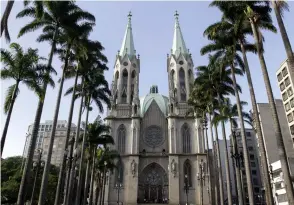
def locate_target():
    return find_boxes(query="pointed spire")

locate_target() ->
[119,11,136,58]
[171,11,188,58]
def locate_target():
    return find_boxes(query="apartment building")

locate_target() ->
[276,59,294,148]
[232,129,263,205]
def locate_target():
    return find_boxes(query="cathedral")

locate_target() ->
[104,12,211,205]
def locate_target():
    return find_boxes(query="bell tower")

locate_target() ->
[110,11,140,117]
[167,11,194,115]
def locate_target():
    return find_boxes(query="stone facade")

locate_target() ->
[104,12,210,205]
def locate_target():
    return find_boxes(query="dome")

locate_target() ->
[140,85,169,117]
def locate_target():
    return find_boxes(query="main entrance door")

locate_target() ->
[138,163,168,204]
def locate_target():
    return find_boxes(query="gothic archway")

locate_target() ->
[138,163,168,203]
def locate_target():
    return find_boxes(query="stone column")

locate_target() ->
[125,156,139,205]
[168,156,180,205]
[131,119,140,154]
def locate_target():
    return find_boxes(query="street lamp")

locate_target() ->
[197,161,205,205]
[184,174,189,205]
[115,175,123,205]
[30,149,44,205]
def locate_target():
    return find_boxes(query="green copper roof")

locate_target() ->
[119,12,136,57]
[171,11,188,58]
[140,86,169,117]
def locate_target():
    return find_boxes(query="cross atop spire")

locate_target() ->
[174,10,179,19]
[119,11,136,57]
[171,11,188,58]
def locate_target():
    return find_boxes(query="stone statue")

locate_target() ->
[171,159,176,177]
[131,160,136,177]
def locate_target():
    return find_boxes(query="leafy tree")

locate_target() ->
[1,156,58,205]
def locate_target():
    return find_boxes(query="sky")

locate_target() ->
[1,1,294,158]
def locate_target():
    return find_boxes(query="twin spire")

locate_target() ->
[119,11,188,58]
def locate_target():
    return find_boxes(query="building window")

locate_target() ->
[290,98,294,108]
[254,187,260,193]
[287,113,293,123]
[275,182,282,190]
[285,102,291,111]
[282,67,288,77]
[121,69,128,103]
[290,125,294,135]
[251,162,256,167]
[253,178,258,185]
[179,68,186,102]
[287,87,293,96]
[248,146,254,151]
[182,123,191,153]
[252,170,257,175]
[272,171,281,178]
[282,92,288,101]
[117,124,126,154]
[246,132,251,137]
[277,194,288,203]
[280,82,286,91]
[184,159,192,187]
[285,77,290,86]
[277,73,283,82]
[250,154,255,160]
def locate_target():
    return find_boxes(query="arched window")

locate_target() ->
[122,69,128,103]
[170,70,175,91]
[182,123,191,153]
[131,70,136,104]
[188,69,193,90]
[184,159,192,187]
[179,68,186,101]
[115,159,124,184]
[115,71,119,88]
[117,125,126,153]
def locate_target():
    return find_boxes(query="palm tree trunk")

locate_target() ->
[212,115,225,205]
[204,117,212,204]
[217,95,233,205]
[1,80,19,155]
[94,184,100,205]
[55,70,79,205]
[65,78,85,205]
[0,0,14,42]
[82,159,91,205]
[209,115,219,205]
[17,28,58,205]
[38,43,71,205]
[250,20,294,204]
[240,41,274,205]
[230,122,244,205]
[101,168,107,205]
[75,97,91,205]
[230,64,255,205]
[89,148,97,205]
[272,1,294,75]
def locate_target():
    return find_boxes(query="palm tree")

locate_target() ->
[272,0,294,74]
[52,24,96,205]
[204,2,277,204]
[65,69,111,205]
[61,40,108,205]
[244,2,294,203]
[213,98,252,205]
[200,30,258,204]
[1,0,15,42]
[191,55,240,205]
[83,118,114,205]
[0,43,55,155]
[16,2,95,205]
[203,8,275,205]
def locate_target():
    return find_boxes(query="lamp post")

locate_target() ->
[115,175,123,205]
[197,161,205,205]
[184,174,189,205]
[30,149,44,205]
